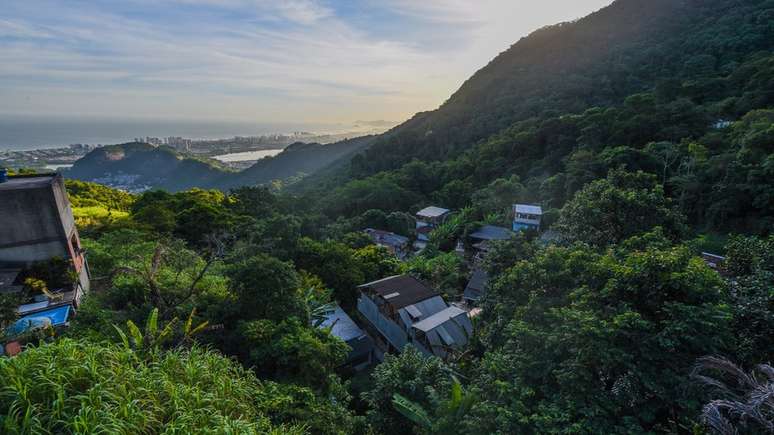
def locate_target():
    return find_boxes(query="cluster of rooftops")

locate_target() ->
[321,274,474,369]
[326,203,547,368]
[365,203,545,256]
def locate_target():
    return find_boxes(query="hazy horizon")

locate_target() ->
[2,0,614,126]
[0,115,381,150]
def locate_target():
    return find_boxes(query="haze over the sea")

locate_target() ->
[0,115,357,150]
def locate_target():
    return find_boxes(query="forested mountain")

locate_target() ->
[67,142,231,192]
[216,136,375,190]
[346,0,772,174]
[68,136,375,192]
[3,0,774,433]
[304,0,774,234]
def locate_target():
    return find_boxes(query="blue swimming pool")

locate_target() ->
[20,305,71,326]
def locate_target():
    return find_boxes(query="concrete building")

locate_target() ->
[513,204,543,232]
[415,206,451,249]
[0,173,90,332]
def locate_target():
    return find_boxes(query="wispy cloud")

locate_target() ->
[0,0,613,123]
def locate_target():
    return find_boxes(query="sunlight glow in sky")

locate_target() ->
[0,0,613,124]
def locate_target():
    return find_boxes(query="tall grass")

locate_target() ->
[0,339,306,434]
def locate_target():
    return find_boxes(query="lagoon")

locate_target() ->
[213,149,283,162]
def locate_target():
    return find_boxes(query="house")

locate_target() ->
[0,173,90,337]
[411,306,472,360]
[513,204,543,232]
[469,225,514,243]
[468,224,514,261]
[701,252,726,272]
[318,305,373,371]
[415,206,451,248]
[357,275,472,361]
[364,228,410,259]
[463,269,489,305]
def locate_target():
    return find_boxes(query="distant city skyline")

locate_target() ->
[1,0,613,125]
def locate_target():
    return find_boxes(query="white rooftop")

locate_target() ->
[514,204,543,215]
[412,306,467,332]
[416,206,451,218]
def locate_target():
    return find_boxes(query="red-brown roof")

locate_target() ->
[358,275,439,309]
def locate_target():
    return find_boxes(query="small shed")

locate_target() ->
[464,269,489,304]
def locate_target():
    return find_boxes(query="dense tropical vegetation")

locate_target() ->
[1,0,773,433]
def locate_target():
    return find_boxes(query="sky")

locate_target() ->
[0,0,614,125]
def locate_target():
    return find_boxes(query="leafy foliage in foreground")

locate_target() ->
[0,339,305,434]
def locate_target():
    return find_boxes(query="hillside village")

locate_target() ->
[0,0,772,433]
[0,170,542,366]
[0,172,730,374]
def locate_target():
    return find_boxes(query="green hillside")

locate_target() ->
[216,136,375,190]
[4,0,774,433]
[305,0,774,234]
[68,136,376,192]
[67,142,232,192]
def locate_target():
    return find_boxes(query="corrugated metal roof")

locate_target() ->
[412,306,468,332]
[514,204,543,215]
[405,305,422,319]
[364,228,409,247]
[416,206,451,218]
[319,305,366,343]
[358,275,439,309]
[398,296,448,328]
[436,325,454,345]
[464,269,488,302]
[469,225,513,241]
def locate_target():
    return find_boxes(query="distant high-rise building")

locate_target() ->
[165,137,192,152]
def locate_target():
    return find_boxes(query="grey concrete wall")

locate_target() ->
[0,175,83,267]
[357,295,408,350]
[51,177,76,237]
[0,187,62,243]
[0,241,68,264]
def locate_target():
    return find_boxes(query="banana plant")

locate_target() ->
[182,308,209,345]
[113,307,208,354]
[392,376,477,434]
[304,287,337,328]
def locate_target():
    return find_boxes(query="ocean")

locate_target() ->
[0,116,348,151]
